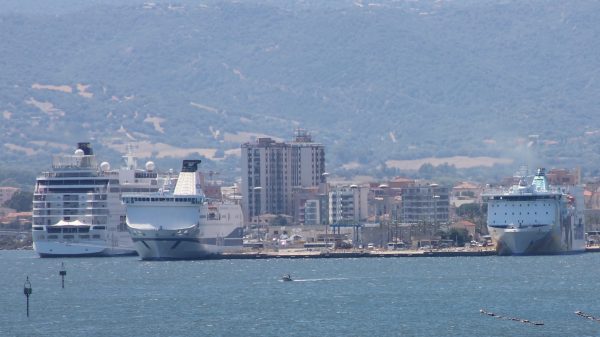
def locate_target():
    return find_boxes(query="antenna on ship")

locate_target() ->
[123,144,138,170]
[161,168,174,194]
[515,165,528,179]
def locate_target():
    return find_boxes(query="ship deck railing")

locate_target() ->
[482,186,565,197]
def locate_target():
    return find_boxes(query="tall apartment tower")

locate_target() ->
[400,184,449,224]
[241,130,326,223]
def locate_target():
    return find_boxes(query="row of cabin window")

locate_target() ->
[127,197,197,202]
[490,203,552,207]
[493,211,550,215]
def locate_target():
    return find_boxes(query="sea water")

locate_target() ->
[1,250,600,337]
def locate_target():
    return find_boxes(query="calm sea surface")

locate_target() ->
[2,250,600,337]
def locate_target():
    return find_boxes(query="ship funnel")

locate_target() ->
[536,168,546,176]
[532,168,549,192]
[181,160,202,172]
[77,142,93,155]
[174,160,204,196]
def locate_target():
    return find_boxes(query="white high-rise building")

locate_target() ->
[328,185,369,224]
[241,130,326,223]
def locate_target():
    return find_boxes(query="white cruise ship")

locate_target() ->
[32,143,162,257]
[484,168,585,255]
[123,160,244,260]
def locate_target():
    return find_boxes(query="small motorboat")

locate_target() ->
[282,274,293,282]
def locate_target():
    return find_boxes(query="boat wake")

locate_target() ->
[279,277,348,282]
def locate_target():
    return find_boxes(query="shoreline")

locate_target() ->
[217,249,497,259]
[10,246,600,259]
[208,246,600,260]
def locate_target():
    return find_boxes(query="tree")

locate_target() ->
[442,228,470,247]
[456,203,482,219]
[3,191,33,212]
[456,203,488,235]
[271,215,288,226]
[418,163,435,179]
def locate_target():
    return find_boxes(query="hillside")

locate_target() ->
[2,0,600,182]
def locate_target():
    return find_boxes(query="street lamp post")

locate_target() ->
[253,186,262,240]
[379,183,389,246]
[432,194,440,250]
[322,172,330,249]
[321,172,330,194]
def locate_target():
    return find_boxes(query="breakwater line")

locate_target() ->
[575,311,600,322]
[480,309,544,326]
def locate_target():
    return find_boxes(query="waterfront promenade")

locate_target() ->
[219,247,496,259]
[216,245,600,260]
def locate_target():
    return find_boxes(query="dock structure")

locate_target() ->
[209,248,496,260]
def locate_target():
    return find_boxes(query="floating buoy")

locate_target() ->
[23,276,32,317]
[59,262,67,289]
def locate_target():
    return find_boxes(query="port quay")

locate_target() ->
[203,246,600,260]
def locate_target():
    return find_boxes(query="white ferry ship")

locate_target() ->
[122,160,244,260]
[32,143,161,257]
[484,168,585,255]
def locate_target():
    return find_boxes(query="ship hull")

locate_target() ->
[490,225,551,255]
[32,222,138,258]
[488,223,585,256]
[131,235,243,260]
[34,241,137,257]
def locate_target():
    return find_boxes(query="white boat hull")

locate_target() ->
[33,240,136,257]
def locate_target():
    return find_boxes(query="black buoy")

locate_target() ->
[23,276,32,317]
[59,262,66,289]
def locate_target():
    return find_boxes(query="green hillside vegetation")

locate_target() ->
[1,0,600,182]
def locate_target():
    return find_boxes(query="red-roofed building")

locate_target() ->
[451,181,482,207]
[388,177,416,189]
[450,220,477,239]
[546,168,580,186]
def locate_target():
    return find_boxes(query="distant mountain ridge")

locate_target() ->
[2,0,600,180]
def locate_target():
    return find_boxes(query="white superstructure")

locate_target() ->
[123,160,244,260]
[484,168,585,255]
[32,143,161,257]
